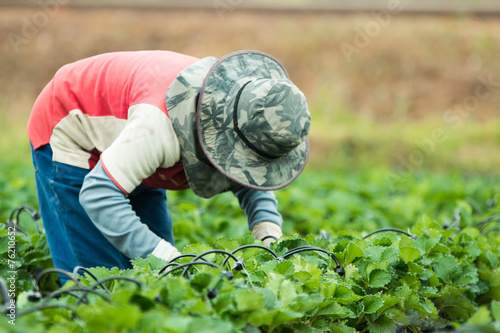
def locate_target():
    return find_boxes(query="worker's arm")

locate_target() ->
[232,187,283,246]
[79,161,181,261]
[79,103,182,261]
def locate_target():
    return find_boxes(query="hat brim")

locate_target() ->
[196,50,310,191]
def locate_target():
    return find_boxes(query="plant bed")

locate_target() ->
[1,205,500,332]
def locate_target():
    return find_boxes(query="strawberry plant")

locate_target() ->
[1,169,500,332]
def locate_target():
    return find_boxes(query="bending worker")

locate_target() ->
[27,50,311,284]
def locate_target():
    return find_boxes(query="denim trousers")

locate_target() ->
[31,144,174,284]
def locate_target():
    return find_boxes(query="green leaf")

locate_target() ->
[274,260,295,276]
[0,235,9,254]
[420,298,439,319]
[431,243,451,255]
[274,238,309,255]
[372,236,393,247]
[81,302,142,331]
[414,236,439,254]
[271,310,304,328]
[293,257,323,278]
[407,262,425,276]
[266,273,297,308]
[129,293,156,312]
[466,306,492,325]
[433,255,461,283]
[455,264,478,287]
[330,322,356,333]
[411,214,441,236]
[492,300,500,322]
[383,308,410,326]
[236,290,266,312]
[486,250,499,269]
[186,317,234,333]
[213,238,240,251]
[321,284,362,304]
[344,242,364,265]
[364,246,399,264]
[190,272,213,292]
[291,259,322,288]
[162,316,191,332]
[277,280,297,308]
[420,286,439,297]
[288,294,323,313]
[437,291,475,320]
[400,247,421,263]
[368,269,392,288]
[318,301,352,319]
[332,285,363,305]
[248,269,267,284]
[131,254,168,272]
[246,308,274,327]
[85,266,114,281]
[182,242,213,255]
[376,294,401,316]
[159,277,188,305]
[368,315,396,333]
[401,274,421,291]
[343,263,362,281]
[293,271,312,286]
[363,295,384,314]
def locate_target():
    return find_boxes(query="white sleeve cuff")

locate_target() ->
[151,239,181,262]
[252,222,283,240]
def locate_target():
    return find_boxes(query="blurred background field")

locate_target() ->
[1,1,500,236]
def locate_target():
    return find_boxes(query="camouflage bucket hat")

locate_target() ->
[167,50,311,198]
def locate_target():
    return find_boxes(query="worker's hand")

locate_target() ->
[152,239,182,262]
[252,222,283,247]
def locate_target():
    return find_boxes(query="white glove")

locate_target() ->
[151,239,182,262]
[252,222,283,247]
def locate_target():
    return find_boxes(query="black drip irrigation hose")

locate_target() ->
[281,246,345,276]
[190,249,240,265]
[32,268,145,307]
[75,276,146,306]
[159,262,193,280]
[42,287,111,305]
[7,205,41,236]
[156,261,220,281]
[473,218,500,231]
[181,249,240,277]
[87,276,145,291]
[362,228,416,240]
[73,266,111,295]
[159,254,210,274]
[18,303,78,318]
[483,227,500,236]
[8,205,40,221]
[161,245,346,279]
[221,244,280,267]
[36,268,82,289]
[182,250,238,276]
[207,270,234,300]
[282,247,337,263]
[4,222,28,236]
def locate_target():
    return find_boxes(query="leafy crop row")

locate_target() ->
[1,170,500,332]
[2,209,500,331]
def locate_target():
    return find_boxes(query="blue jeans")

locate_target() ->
[31,144,174,284]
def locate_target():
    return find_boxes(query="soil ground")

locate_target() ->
[1,6,499,172]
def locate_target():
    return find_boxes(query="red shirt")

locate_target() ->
[28,51,199,192]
